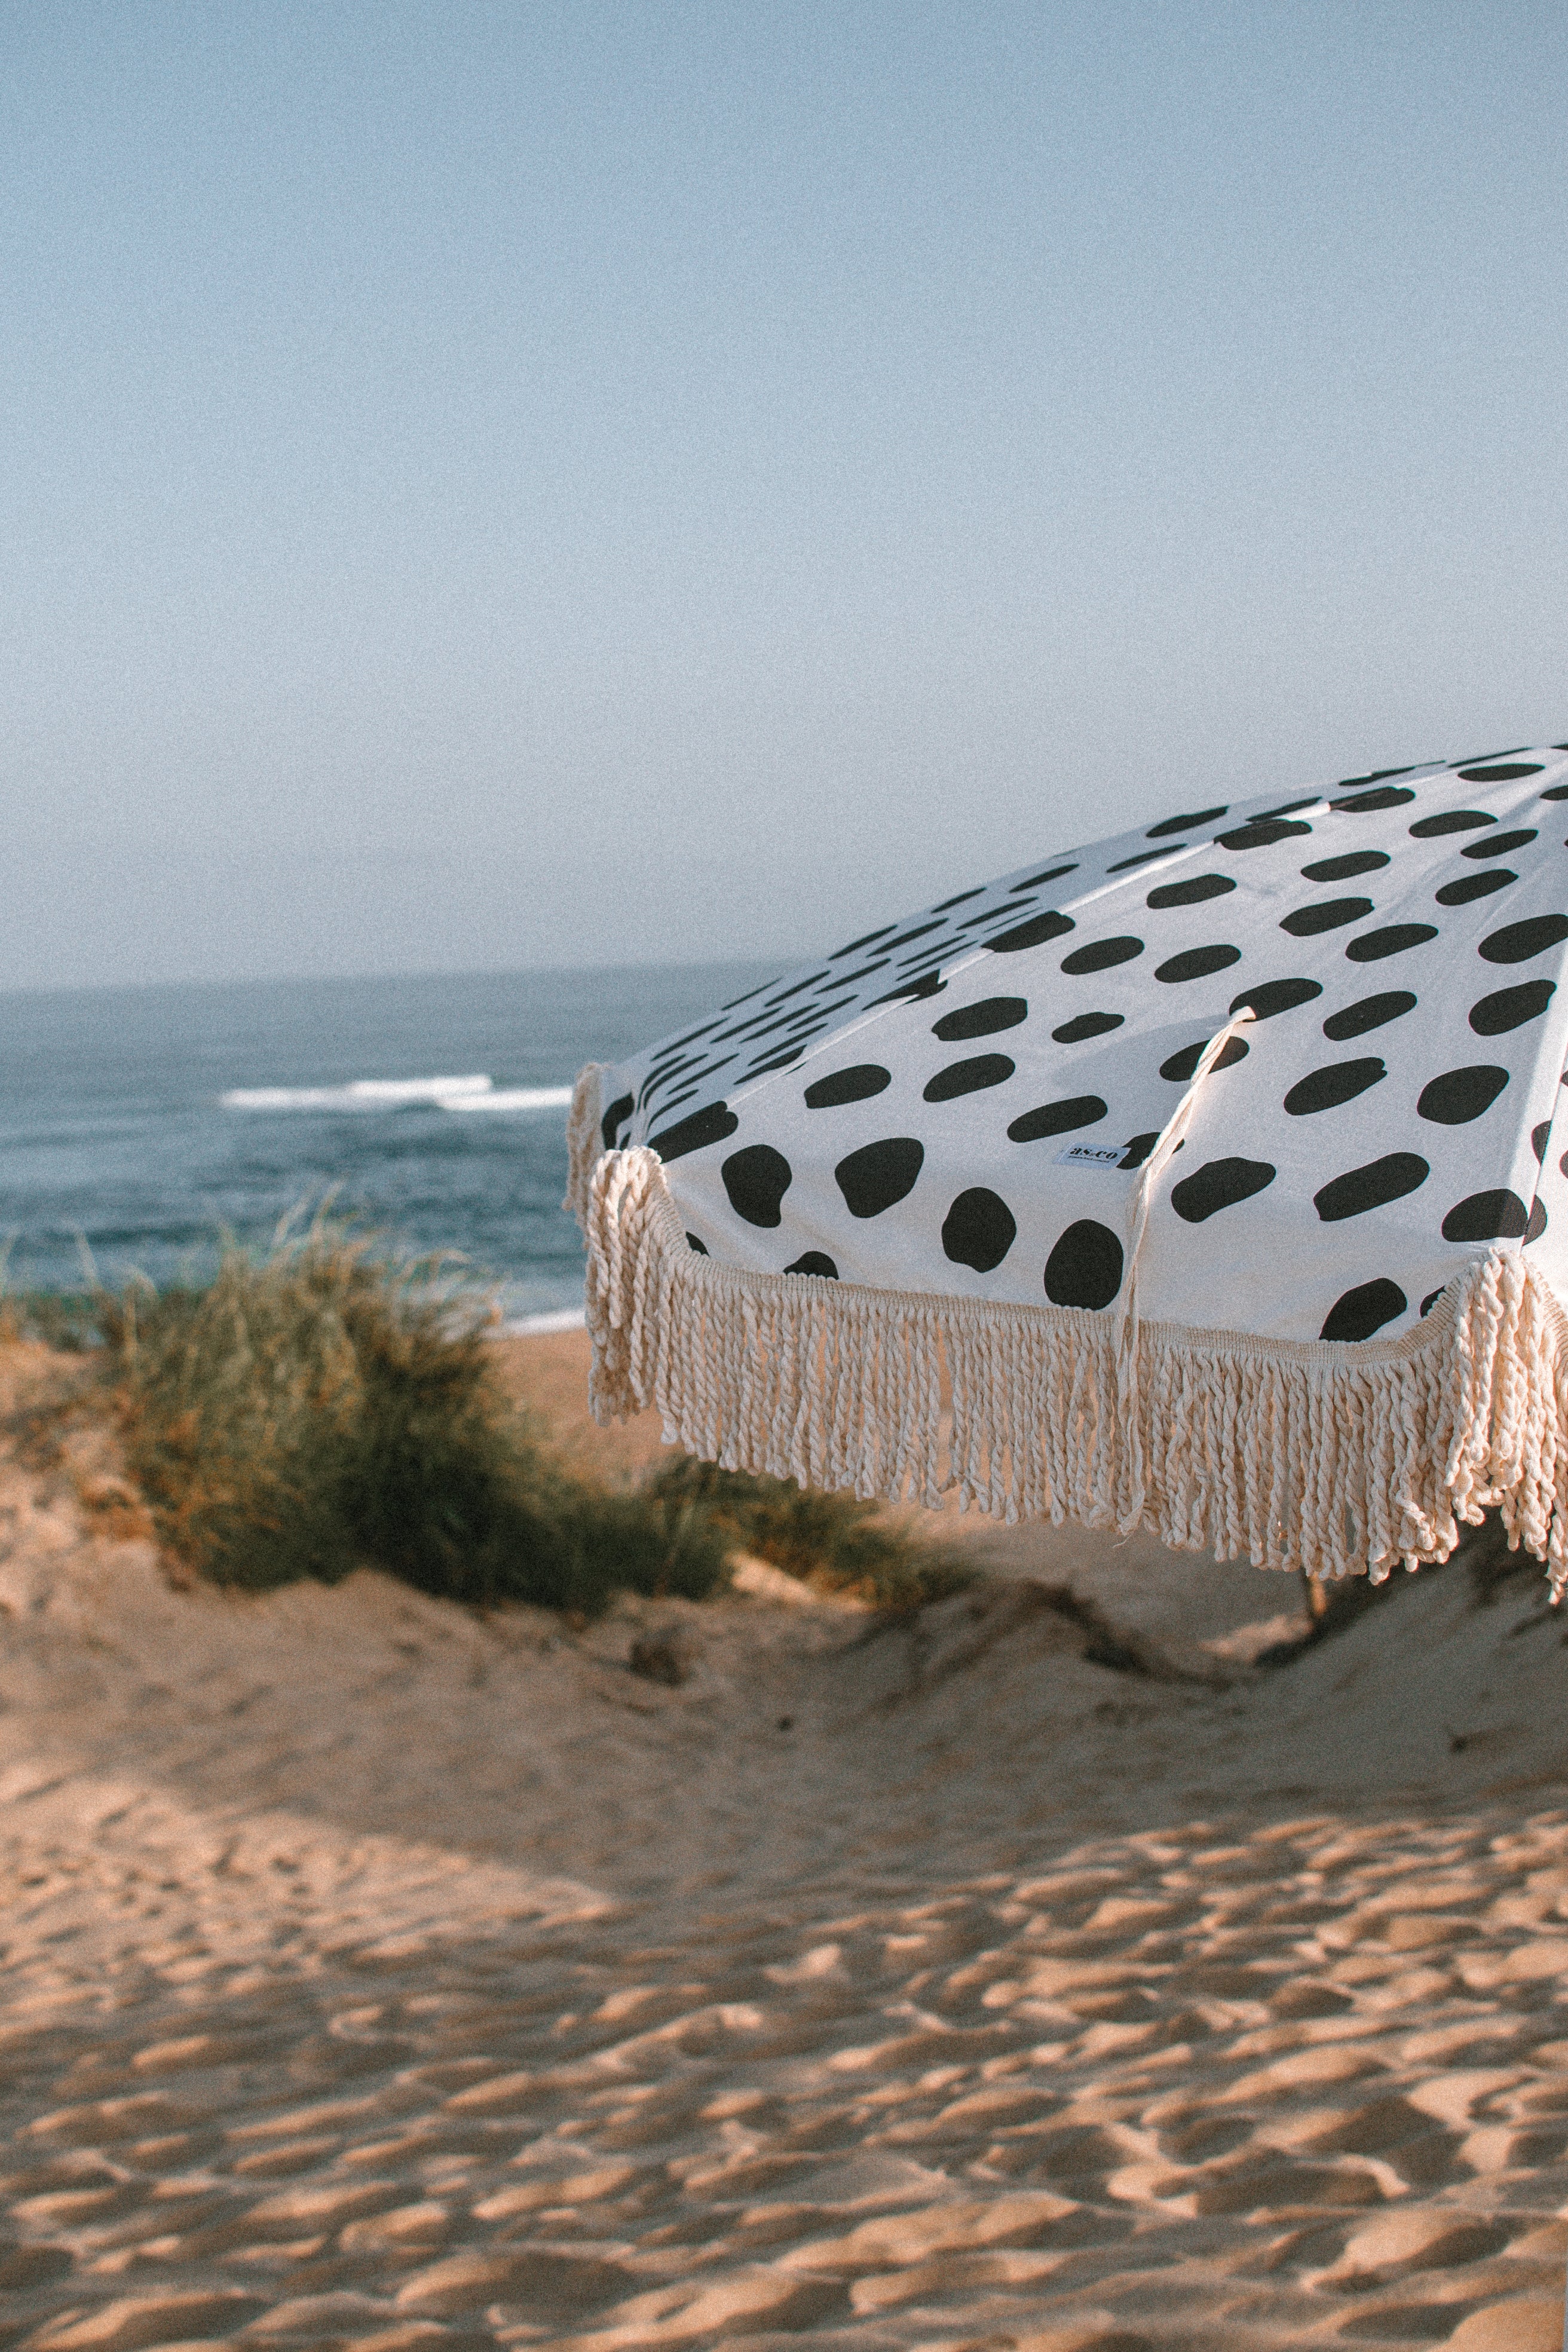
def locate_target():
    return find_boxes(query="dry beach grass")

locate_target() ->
[2,1318,1568,2348]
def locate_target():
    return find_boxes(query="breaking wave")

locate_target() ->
[221,1077,574,1115]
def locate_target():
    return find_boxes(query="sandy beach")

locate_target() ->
[2,1330,1567,2350]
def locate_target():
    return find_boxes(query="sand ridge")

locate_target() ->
[2,1334,1568,2347]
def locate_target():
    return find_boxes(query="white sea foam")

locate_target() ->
[220,1076,572,1115]
[500,1306,587,1336]
[440,1086,574,1113]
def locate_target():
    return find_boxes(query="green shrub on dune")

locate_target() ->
[102,1230,727,1611]
[7,1226,964,1618]
[642,1454,970,1614]
[0,1289,101,1350]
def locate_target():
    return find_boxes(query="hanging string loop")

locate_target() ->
[1114,1004,1258,1530]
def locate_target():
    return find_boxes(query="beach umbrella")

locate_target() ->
[566,741,1568,1594]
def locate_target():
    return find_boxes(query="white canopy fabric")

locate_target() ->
[568,742,1568,1592]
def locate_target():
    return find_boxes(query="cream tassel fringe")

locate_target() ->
[577,1142,1568,1595]
[564,1064,605,1227]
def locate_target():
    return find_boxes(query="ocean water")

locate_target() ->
[0,962,772,1322]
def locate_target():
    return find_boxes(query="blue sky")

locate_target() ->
[4,2,1564,990]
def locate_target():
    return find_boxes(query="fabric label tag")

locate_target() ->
[1056,1141,1129,1171]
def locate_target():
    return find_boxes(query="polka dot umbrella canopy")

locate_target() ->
[567,742,1568,1593]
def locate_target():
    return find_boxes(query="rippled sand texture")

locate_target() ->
[4,1334,1568,2350]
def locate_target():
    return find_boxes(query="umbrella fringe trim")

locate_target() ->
[565,1061,608,1227]
[569,1101,1568,1594]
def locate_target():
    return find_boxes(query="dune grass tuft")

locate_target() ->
[642,1454,971,1614]
[0,1289,102,1350]
[5,1227,967,1618]
[100,1229,727,1612]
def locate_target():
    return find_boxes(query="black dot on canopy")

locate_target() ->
[1437,870,1515,906]
[942,1187,1017,1273]
[1330,786,1417,811]
[1160,1037,1248,1082]
[931,887,984,912]
[1478,914,1568,964]
[1346,924,1438,962]
[1542,783,1568,803]
[686,1232,709,1255]
[1463,829,1537,860]
[831,924,897,960]
[1146,873,1237,908]
[1044,1220,1124,1309]
[1323,991,1417,1040]
[1421,1290,1444,1317]
[1441,1189,1530,1243]
[785,1251,838,1278]
[1417,1066,1510,1125]
[1456,762,1544,782]
[1410,810,1496,838]
[804,1064,892,1110]
[1302,852,1389,881]
[1337,767,1421,789]
[1527,1198,1548,1243]
[601,1091,635,1149]
[649,1101,740,1160]
[1281,897,1375,937]
[1053,1010,1123,1043]
[1009,863,1078,892]
[1147,806,1226,840]
[1314,1153,1429,1222]
[987,911,1076,954]
[932,996,1028,1042]
[835,1137,924,1218]
[1534,1122,1552,1163]
[1062,936,1144,975]
[1284,1058,1386,1116]
[1007,1095,1108,1142]
[721,1144,793,1227]
[1231,977,1322,1020]
[1321,1279,1408,1343]
[1471,979,1555,1033]
[1108,847,1186,872]
[1218,817,1314,849]
[923,1054,1016,1102]
[1169,1157,1275,1223]
[1154,943,1241,982]
[871,972,947,1003]
[1120,1132,1159,1169]
[764,970,831,1011]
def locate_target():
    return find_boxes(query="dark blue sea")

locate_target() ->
[0,963,771,1324]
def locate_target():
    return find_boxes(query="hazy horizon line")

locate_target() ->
[0,948,789,1009]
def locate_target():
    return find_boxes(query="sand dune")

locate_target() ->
[3,1333,1568,2348]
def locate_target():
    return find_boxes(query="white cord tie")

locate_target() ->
[1115,1005,1258,1530]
